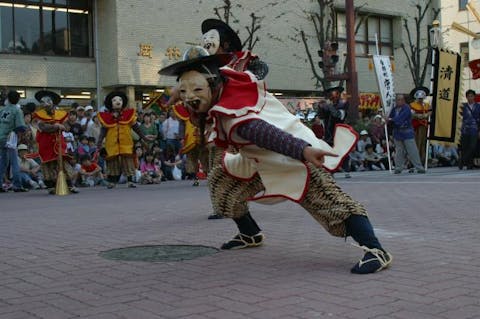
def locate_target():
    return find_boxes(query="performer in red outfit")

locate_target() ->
[33,90,78,194]
[159,47,393,274]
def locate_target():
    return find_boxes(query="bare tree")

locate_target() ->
[211,0,287,51]
[400,0,440,88]
[296,0,337,92]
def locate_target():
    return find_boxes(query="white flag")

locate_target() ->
[373,55,395,116]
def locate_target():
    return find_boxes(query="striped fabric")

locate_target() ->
[106,155,136,177]
[208,146,367,237]
[236,119,309,161]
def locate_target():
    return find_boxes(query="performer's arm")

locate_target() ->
[96,127,107,149]
[237,119,337,167]
[236,119,310,161]
[132,122,149,140]
[38,121,61,133]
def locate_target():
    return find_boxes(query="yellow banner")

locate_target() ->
[430,49,462,143]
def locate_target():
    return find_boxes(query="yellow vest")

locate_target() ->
[98,109,137,158]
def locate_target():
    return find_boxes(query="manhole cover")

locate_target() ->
[99,245,219,262]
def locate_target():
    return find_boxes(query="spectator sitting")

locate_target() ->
[357,130,372,154]
[368,114,386,147]
[349,149,366,171]
[140,152,162,184]
[434,143,459,167]
[65,110,83,138]
[85,114,102,142]
[161,144,183,180]
[87,136,97,158]
[17,144,46,189]
[133,146,144,183]
[68,156,81,187]
[364,144,387,171]
[63,130,76,154]
[79,154,106,187]
[77,135,90,156]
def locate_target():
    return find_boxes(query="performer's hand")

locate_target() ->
[55,123,66,131]
[303,146,338,168]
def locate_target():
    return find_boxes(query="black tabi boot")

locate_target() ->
[44,180,56,195]
[107,175,119,189]
[127,176,136,188]
[345,215,393,274]
[221,212,265,250]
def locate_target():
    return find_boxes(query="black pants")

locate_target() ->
[460,134,478,168]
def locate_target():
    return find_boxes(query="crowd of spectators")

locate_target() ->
[2,90,479,192]
[299,101,474,174]
[1,100,197,192]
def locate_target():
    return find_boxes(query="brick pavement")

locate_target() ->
[0,167,479,319]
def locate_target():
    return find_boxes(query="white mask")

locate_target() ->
[202,29,220,55]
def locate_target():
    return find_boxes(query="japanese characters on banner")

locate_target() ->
[430,48,462,143]
[373,55,395,116]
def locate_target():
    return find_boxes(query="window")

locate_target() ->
[460,42,469,68]
[337,12,394,56]
[0,0,92,57]
[459,0,468,11]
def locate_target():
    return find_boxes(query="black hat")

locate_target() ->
[409,86,430,100]
[35,90,61,105]
[158,46,232,77]
[104,91,128,111]
[201,19,242,52]
[324,86,344,96]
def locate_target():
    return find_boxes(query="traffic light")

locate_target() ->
[319,41,339,77]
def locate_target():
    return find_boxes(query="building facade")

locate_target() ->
[439,0,480,97]
[0,0,439,110]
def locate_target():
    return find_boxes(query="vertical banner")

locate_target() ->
[373,55,395,116]
[429,48,462,143]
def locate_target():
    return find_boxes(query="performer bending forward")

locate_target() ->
[159,47,392,274]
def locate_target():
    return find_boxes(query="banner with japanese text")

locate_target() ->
[373,55,395,116]
[430,48,462,143]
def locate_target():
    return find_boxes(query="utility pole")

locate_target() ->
[322,0,359,123]
[345,0,359,122]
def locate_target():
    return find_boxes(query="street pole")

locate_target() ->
[345,0,359,123]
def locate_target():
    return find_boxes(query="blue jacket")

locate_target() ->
[389,104,414,141]
[461,102,480,136]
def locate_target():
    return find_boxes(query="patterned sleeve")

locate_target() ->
[236,119,310,161]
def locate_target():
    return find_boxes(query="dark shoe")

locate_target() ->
[408,168,415,173]
[48,188,56,195]
[345,173,351,179]
[128,183,137,188]
[208,213,223,220]
[107,183,115,189]
[221,233,265,250]
[69,187,79,194]
[417,169,426,174]
[192,179,199,186]
[394,170,402,174]
[13,187,29,192]
[351,245,393,274]
[0,188,7,193]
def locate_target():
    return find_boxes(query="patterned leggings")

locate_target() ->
[208,149,367,237]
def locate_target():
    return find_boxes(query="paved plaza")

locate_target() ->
[0,167,479,319]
